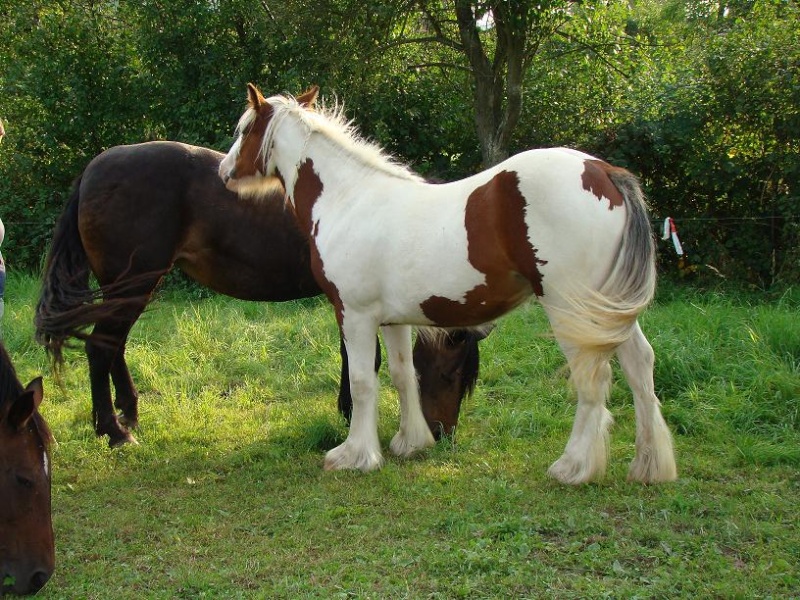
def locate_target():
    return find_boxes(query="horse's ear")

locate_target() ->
[297,86,319,108]
[247,83,265,109]
[7,378,44,431]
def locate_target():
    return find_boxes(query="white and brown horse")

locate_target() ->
[219,85,677,484]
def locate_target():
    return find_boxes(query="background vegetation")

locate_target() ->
[1,0,798,286]
[3,271,799,598]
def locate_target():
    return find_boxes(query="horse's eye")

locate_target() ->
[16,475,34,489]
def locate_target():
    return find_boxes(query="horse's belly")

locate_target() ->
[416,272,533,327]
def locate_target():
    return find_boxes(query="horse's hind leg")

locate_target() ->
[382,325,435,458]
[616,322,677,483]
[547,340,615,485]
[87,295,150,447]
[111,343,139,429]
[86,322,138,447]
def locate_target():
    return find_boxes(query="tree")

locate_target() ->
[602,0,800,285]
[374,0,636,166]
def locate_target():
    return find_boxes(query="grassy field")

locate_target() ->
[3,272,799,598]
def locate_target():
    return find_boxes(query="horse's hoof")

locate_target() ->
[547,454,602,485]
[108,431,139,448]
[324,443,383,472]
[117,413,139,429]
[389,429,435,458]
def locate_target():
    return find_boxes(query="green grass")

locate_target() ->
[3,273,799,598]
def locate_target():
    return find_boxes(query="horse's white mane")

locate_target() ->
[259,94,424,183]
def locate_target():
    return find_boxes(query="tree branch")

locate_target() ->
[407,62,473,74]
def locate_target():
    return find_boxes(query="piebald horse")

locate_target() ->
[35,141,485,447]
[219,85,677,484]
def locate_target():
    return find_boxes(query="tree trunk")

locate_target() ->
[454,0,526,167]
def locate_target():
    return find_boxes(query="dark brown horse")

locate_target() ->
[0,343,55,596]
[35,141,486,448]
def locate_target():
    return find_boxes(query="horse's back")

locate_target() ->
[80,141,223,210]
[78,141,319,300]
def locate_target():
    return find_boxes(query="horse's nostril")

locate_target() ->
[29,569,52,592]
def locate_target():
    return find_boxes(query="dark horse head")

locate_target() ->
[414,326,493,439]
[0,343,55,596]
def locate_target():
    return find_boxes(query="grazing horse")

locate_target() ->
[35,141,484,448]
[0,343,55,596]
[219,85,678,484]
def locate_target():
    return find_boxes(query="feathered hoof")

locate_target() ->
[547,453,605,485]
[324,441,384,472]
[389,428,435,458]
[628,451,678,484]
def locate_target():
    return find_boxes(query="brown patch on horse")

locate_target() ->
[421,170,546,326]
[290,159,346,325]
[581,159,626,210]
[292,160,323,232]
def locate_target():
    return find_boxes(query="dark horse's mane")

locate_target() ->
[0,343,54,448]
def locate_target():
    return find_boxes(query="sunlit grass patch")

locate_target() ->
[3,273,799,598]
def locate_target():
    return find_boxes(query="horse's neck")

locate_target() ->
[280,131,382,203]
[272,118,310,193]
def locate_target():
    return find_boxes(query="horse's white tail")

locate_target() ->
[548,169,656,356]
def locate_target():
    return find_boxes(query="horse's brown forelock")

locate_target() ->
[415,327,485,397]
[235,105,273,179]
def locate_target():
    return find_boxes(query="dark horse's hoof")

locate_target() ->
[117,413,139,430]
[107,430,139,448]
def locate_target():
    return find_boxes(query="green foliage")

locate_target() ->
[599,0,800,286]
[0,0,797,286]
[0,0,145,268]
[2,272,799,597]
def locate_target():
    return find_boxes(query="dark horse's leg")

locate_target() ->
[112,343,139,429]
[86,289,153,447]
[87,329,136,446]
[337,335,381,424]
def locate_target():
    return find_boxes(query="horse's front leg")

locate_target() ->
[324,316,383,472]
[336,335,382,425]
[382,325,435,457]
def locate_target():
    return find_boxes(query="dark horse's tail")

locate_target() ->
[35,174,93,365]
[35,175,145,367]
